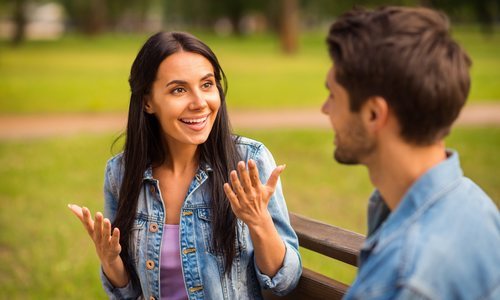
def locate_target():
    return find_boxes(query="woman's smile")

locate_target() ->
[179,113,210,131]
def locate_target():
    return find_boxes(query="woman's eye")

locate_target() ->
[202,82,213,89]
[172,87,186,94]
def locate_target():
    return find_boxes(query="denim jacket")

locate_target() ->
[344,151,500,300]
[99,136,302,300]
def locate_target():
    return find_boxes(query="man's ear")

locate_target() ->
[361,96,389,132]
[144,95,154,114]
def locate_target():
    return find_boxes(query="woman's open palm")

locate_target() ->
[223,159,285,227]
[68,204,122,266]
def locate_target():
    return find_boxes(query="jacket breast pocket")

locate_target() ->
[129,214,147,264]
[197,208,245,258]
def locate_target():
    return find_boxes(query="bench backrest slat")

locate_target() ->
[290,213,364,266]
[263,213,365,299]
[263,268,349,300]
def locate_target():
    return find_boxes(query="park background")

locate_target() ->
[1,0,499,298]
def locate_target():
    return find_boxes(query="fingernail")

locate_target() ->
[281,164,287,170]
[67,204,73,209]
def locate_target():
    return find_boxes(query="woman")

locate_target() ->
[68,31,301,300]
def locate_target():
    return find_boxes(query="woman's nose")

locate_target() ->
[189,92,208,110]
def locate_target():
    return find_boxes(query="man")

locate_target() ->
[322,6,500,299]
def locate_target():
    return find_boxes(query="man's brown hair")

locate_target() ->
[327,6,471,145]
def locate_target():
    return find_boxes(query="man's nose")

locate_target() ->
[321,99,329,115]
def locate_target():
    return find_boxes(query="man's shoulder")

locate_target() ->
[398,179,500,299]
[358,176,500,299]
[426,176,499,230]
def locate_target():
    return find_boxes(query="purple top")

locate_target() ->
[160,224,188,300]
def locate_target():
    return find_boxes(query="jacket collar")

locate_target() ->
[363,150,463,250]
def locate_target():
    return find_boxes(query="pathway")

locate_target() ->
[0,103,499,140]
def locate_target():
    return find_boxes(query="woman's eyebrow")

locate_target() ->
[165,73,214,88]
[165,79,187,88]
[201,73,215,81]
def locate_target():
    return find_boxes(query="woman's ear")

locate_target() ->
[144,95,154,114]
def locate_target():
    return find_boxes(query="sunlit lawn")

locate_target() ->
[1,25,500,114]
[1,20,499,299]
[0,127,499,298]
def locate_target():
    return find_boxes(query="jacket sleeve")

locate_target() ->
[251,144,302,296]
[100,158,142,299]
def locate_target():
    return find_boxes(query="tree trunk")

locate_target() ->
[279,0,299,54]
[12,0,27,45]
[84,0,108,34]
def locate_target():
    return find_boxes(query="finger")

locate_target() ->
[266,164,286,192]
[110,228,122,254]
[110,227,121,248]
[237,161,252,192]
[82,207,95,236]
[230,170,245,198]
[68,204,84,222]
[94,212,104,243]
[103,218,112,243]
[224,183,241,211]
[247,159,262,189]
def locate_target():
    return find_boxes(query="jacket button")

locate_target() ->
[149,185,155,194]
[182,248,196,255]
[146,260,155,270]
[149,223,158,232]
[189,286,203,293]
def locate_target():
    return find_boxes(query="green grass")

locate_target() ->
[0,127,499,298]
[1,26,499,114]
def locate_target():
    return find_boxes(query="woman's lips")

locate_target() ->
[180,114,210,131]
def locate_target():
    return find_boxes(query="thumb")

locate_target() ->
[265,164,286,192]
[68,204,84,222]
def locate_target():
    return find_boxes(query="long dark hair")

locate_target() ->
[113,32,240,288]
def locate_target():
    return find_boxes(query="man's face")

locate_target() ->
[321,66,375,164]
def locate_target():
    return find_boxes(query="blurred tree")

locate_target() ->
[427,0,499,33]
[219,0,245,34]
[60,0,154,34]
[12,0,27,44]
[280,0,299,54]
[162,0,259,34]
[60,0,106,34]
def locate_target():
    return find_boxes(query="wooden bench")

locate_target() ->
[263,213,365,300]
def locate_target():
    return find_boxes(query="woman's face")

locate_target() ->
[145,51,221,149]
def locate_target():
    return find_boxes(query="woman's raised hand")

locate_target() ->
[223,159,285,227]
[67,204,123,272]
[224,159,287,276]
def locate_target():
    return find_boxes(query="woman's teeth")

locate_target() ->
[181,116,208,124]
